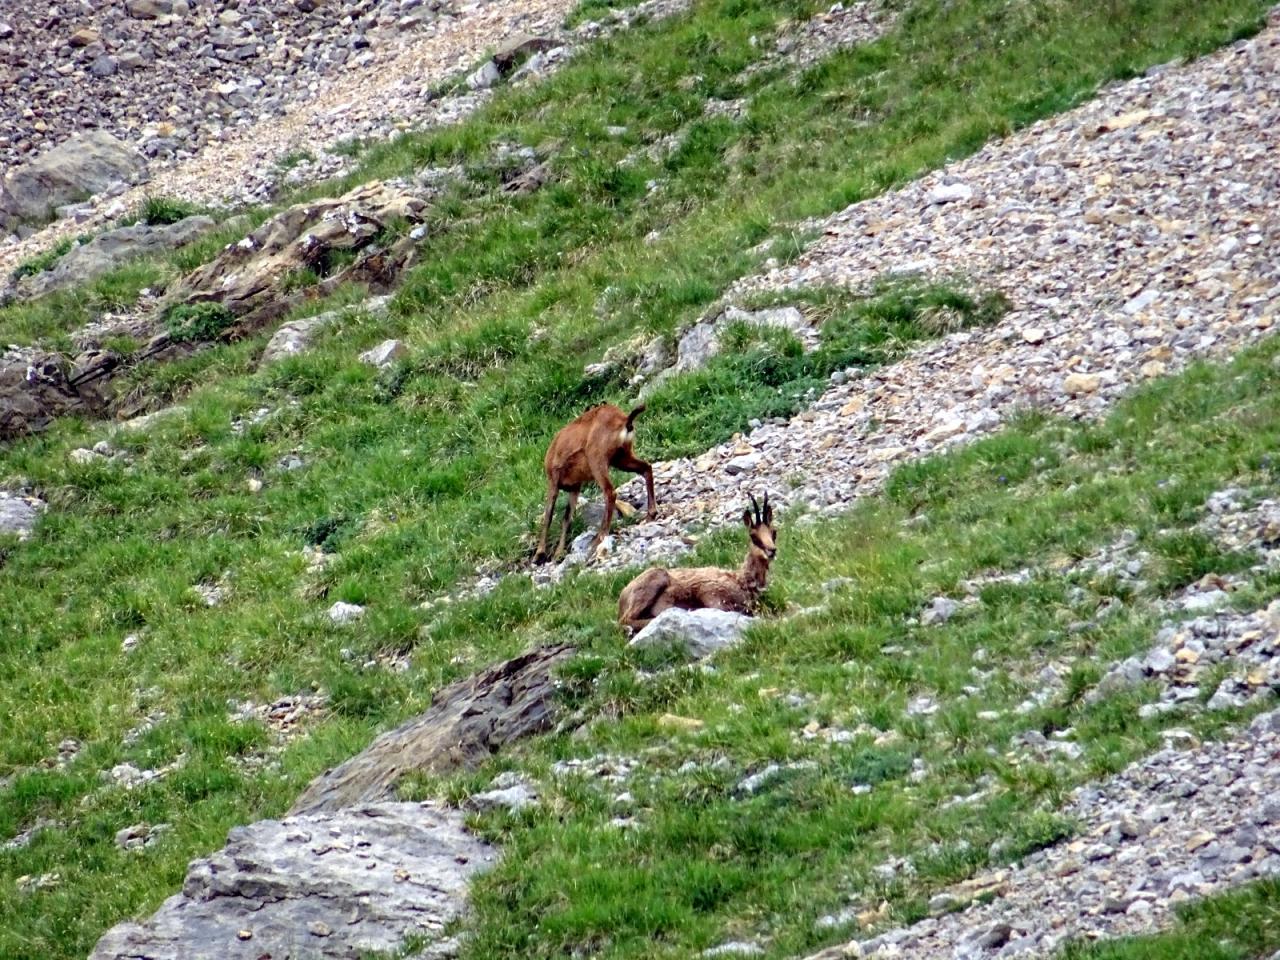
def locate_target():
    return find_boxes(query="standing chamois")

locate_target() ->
[534,403,656,563]
[617,494,777,630]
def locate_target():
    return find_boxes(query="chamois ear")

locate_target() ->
[742,508,753,528]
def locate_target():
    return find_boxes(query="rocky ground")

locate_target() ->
[0,0,696,276]
[0,0,571,267]
[803,708,1280,959]
[560,7,1280,579]
[1,0,479,167]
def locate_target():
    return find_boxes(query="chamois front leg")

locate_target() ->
[533,480,559,564]
[554,489,579,560]
[613,450,657,521]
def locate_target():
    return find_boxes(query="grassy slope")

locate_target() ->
[436,338,1280,960]
[0,0,1276,957]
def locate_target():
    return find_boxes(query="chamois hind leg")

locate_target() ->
[587,456,616,554]
[554,489,579,560]
[612,449,657,521]
[533,478,560,564]
[618,568,671,630]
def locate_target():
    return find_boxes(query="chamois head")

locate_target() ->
[742,493,777,562]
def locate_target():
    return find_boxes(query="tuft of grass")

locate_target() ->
[274,149,316,173]
[125,196,207,227]
[10,235,90,281]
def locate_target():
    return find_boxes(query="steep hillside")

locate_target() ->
[1,1,1278,959]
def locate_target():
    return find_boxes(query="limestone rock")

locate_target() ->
[164,181,426,329]
[628,608,752,659]
[0,491,46,541]
[125,0,170,18]
[327,601,365,625]
[0,132,146,231]
[467,779,539,813]
[466,60,502,90]
[89,803,493,960]
[1063,372,1102,395]
[359,339,408,368]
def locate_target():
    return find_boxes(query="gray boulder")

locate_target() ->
[0,131,146,231]
[89,802,493,960]
[259,296,391,367]
[628,607,753,659]
[260,311,337,365]
[18,215,216,298]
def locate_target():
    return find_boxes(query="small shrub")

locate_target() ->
[131,195,204,226]
[164,302,236,342]
[301,515,357,552]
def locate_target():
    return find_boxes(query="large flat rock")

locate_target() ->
[89,802,493,960]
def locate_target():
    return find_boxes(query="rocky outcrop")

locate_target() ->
[0,349,117,440]
[291,643,575,815]
[89,801,493,960]
[87,645,574,959]
[0,131,146,231]
[164,180,427,330]
[16,215,217,298]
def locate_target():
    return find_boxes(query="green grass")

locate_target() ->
[121,195,208,227]
[0,0,1276,957]
[10,236,80,282]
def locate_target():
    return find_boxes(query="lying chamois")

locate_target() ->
[534,403,656,563]
[617,494,777,631]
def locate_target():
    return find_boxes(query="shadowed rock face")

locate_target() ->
[291,642,576,815]
[89,644,575,959]
[88,802,495,960]
[0,351,114,439]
